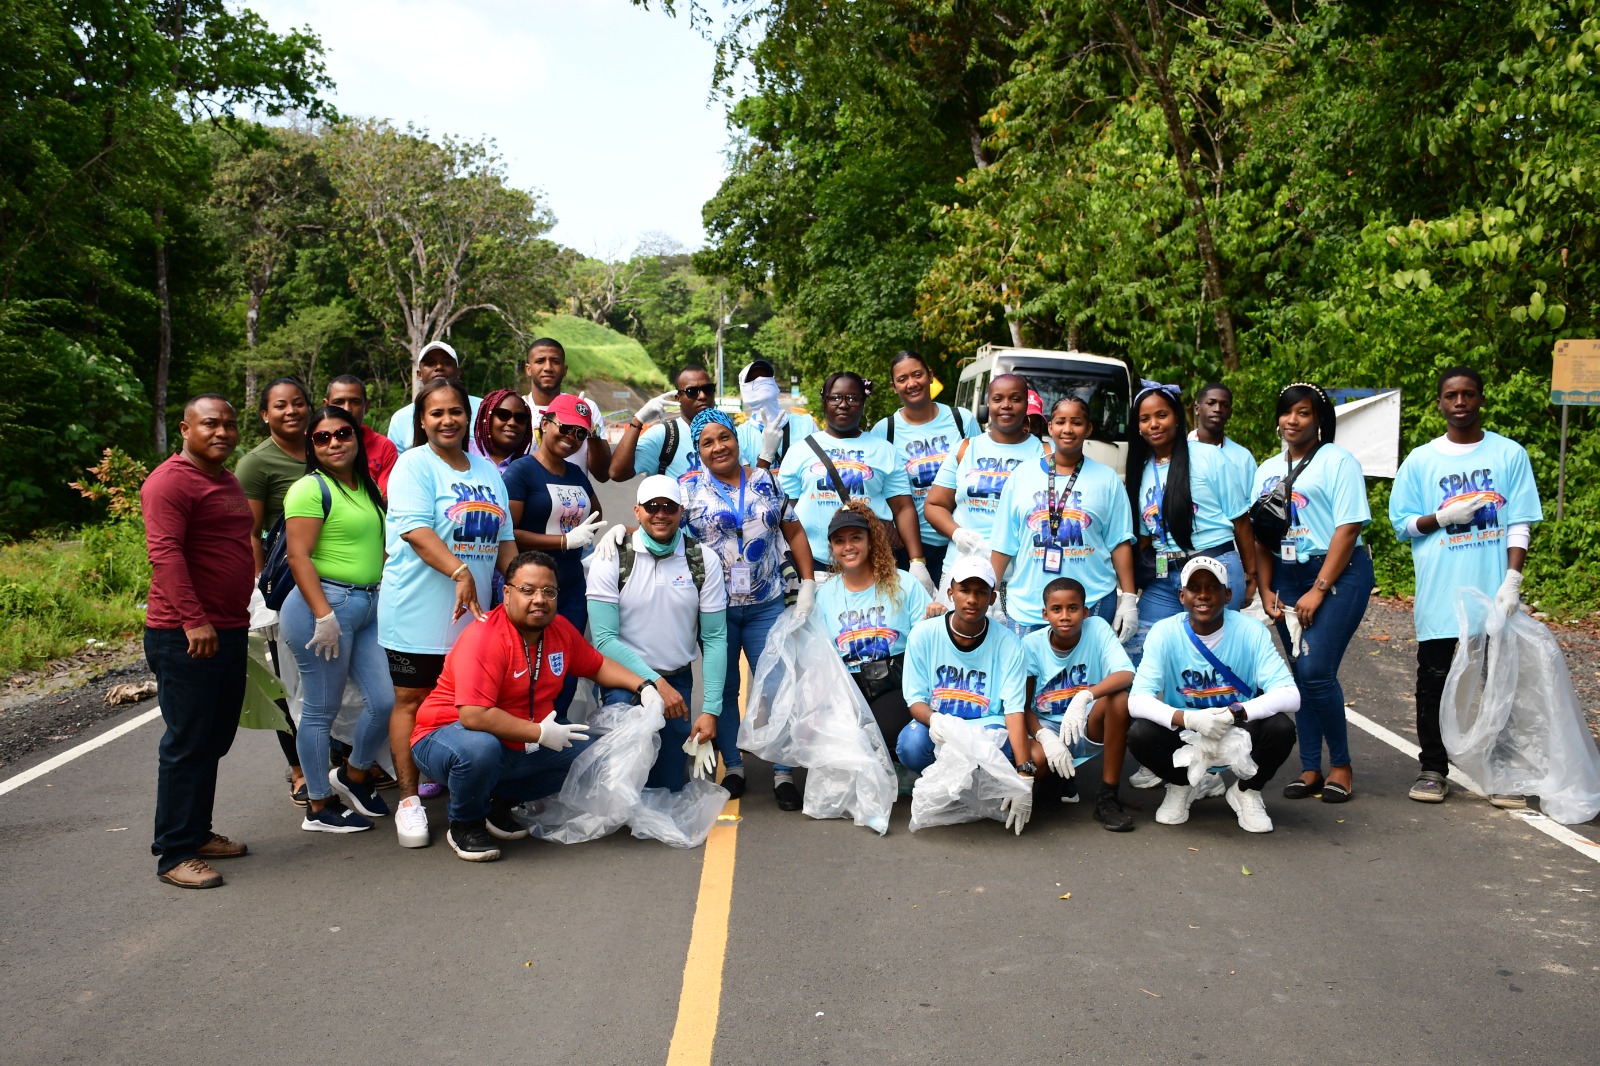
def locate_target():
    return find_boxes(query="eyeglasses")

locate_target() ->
[544,419,587,441]
[509,584,559,600]
[310,425,356,446]
[824,393,865,407]
[493,408,532,426]
[679,384,715,400]
[641,500,681,515]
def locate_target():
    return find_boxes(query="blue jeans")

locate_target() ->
[1128,548,1246,664]
[145,626,247,874]
[411,721,588,823]
[280,582,395,801]
[553,587,588,720]
[897,720,1012,772]
[603,668,696,791]
[718,594,785,773]
[1271,550,1373,771]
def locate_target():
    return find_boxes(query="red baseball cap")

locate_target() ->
[1026,390,1044,417]
[546,393,593,431]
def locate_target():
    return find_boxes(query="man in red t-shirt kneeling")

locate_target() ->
[411,549,663,862]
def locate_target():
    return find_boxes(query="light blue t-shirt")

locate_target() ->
[378,447,514,654]
[1251,443,1371,561]
[1022,617,1134,723]
[814,571,931,671]
[1389,432,1542,641]
[682,466,794,607]
[903,615,1028,721]
[1132,611,1296,713]
[991,456,1135,626]
[1190,432,1258,509]
[868,404,980,547]
[931,433,1049,540]
[1137,440,1250,553]
[386,395,483,453]
[630,418,703,484]
[778,431,911,565]
[737,410,820,468]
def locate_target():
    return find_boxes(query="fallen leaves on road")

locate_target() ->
[1241,866,1252,875]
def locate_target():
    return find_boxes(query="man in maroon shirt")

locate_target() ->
[325,374,398,495]
[140,394,257,889]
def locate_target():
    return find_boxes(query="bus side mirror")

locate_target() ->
[976,403,989,426]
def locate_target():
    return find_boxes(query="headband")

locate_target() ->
[690,407,737,449]
[1280,381,1331,404]
[1134,379,1183,406]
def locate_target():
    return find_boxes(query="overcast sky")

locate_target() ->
[251,0,731,258]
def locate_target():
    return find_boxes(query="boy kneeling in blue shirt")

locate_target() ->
[1127,556,1300,833]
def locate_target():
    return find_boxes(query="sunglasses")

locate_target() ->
[493,408,532,426]
[544,419,587,441]
[641,500,681,515]
[310,425,356,447]
[679,384,715,400]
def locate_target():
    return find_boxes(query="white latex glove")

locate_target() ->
[1183,709,1233,741]
[1282,608,1304,656]
[634,390,676,424]
[1038,729,1073,779]
[1112,591,1140,644]
[1061,690,1095,747]
[1495,568,1524,619]
[927,711,961,746]
[683,736,717,780]
[758,412,789,463]
[640,685,666,718]
[909,558,938,600]
[591,523,627,564]
[561,512,606,551]
[988,598,1011,627]
[794,578,817,624]
[306,611,341,661]
[529,716,591,752]
[1435,497,1482,528]
[950,528,988,557]
[1002,775,1034,835]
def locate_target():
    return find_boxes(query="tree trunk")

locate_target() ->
[244,276,264,413]
[153,206,172,453]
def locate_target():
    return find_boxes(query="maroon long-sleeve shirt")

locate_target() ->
[141,453,255,631]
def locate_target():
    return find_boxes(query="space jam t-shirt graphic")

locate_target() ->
[447,481,510,551]
[870,405,977,547]
[812,571,932,673]
[932,435,1047,538]
[835,605,897,664]
[1021,618,1133,723]
[777,431,908,565]
[903,435,952,494]
[1388,432,1543,641]
[931,664,991,719]
[1137,442,1250,555]
[1129,613,1296,717]
[1176,666,1240,709]
[903,615,1029,723]
[1250,443,1370,561]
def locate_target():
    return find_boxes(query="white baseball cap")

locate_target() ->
[636,474,683,506]
[418,340,460,367]
[945,554,997,591]
[1179,555,1229,588]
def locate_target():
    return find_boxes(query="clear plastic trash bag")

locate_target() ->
[908,718,1031,832]
[629,779,728,849]
[1172,727,1258,788]
[1441,588,1600,825]
[740,608,895,834]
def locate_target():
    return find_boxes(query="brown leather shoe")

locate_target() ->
[158,858,225,889]
[197,833,248,859]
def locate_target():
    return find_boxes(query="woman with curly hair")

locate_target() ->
[468,388,533,473]
[803,499,942,808]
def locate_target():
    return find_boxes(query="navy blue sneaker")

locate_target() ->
[302,802,373,833]
[329,765,390,818]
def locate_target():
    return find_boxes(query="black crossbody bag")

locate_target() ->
[1249,445,1319,550]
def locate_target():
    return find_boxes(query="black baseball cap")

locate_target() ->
[827,509,872,539]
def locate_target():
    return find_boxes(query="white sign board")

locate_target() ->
[1333,390,1402,478]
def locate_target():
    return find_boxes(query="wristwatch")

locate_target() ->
[1016,760,1037,775]
[1314,576,1330,591]
[635,680,653,698]
[1228,702,1248,727]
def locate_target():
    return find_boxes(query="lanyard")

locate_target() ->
[520,631,544,721]
[1045,456,1082,540]
[705,467,749,545]
[1147,458,1167,541]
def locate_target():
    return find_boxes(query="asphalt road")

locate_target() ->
[2,473,1596,1065]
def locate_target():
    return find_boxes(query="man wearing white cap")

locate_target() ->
[1127,556,1300,833]
[899,555,1034,831]
[386,341,484,452]
[586,474,730,791]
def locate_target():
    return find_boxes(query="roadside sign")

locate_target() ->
[1551,339,1600,404]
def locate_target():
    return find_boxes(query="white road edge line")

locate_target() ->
[0,707,163,797]
[1345,706,1600,865]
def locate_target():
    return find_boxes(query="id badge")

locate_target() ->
[1154,553,1168,579]
[729,563,753,595]
[1043,547,1063,574]
[1280,542,1297,563]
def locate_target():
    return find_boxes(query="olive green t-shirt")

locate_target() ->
[236,437,306,534]
[282,474,385,586]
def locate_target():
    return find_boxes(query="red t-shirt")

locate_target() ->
[413,607,604,749]
[140,453,255,631]
[362,425,398,497]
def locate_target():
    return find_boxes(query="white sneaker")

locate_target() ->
[1193,772,1227,801]
[1155,783,1194,825]
[1226,782,1274,833]
[1130,766,1163,789]
[395,795,430,848]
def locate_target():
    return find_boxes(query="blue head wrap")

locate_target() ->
[1135,379,1183,407]
[690,407,737,449]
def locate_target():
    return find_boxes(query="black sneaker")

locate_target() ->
[329,765,390,818]
[486,800,530,841]
[1059,776,1080,804]
[774,779,802,811]
[1093,787,1135,832]
[446,820,502,862]
[722,770,746,799]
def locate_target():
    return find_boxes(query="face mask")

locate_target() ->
[644,525,681,558]
[740,375,781,421]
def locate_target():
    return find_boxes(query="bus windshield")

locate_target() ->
[1007,363,1131,443]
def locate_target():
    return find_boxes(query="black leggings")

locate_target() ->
[856,678,913,758]
[1126,713,1297,792]
[1414,638,1457,776]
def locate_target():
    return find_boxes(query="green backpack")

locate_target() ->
[617,534,707,595]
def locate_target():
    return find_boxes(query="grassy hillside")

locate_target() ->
[529,314,666,391]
